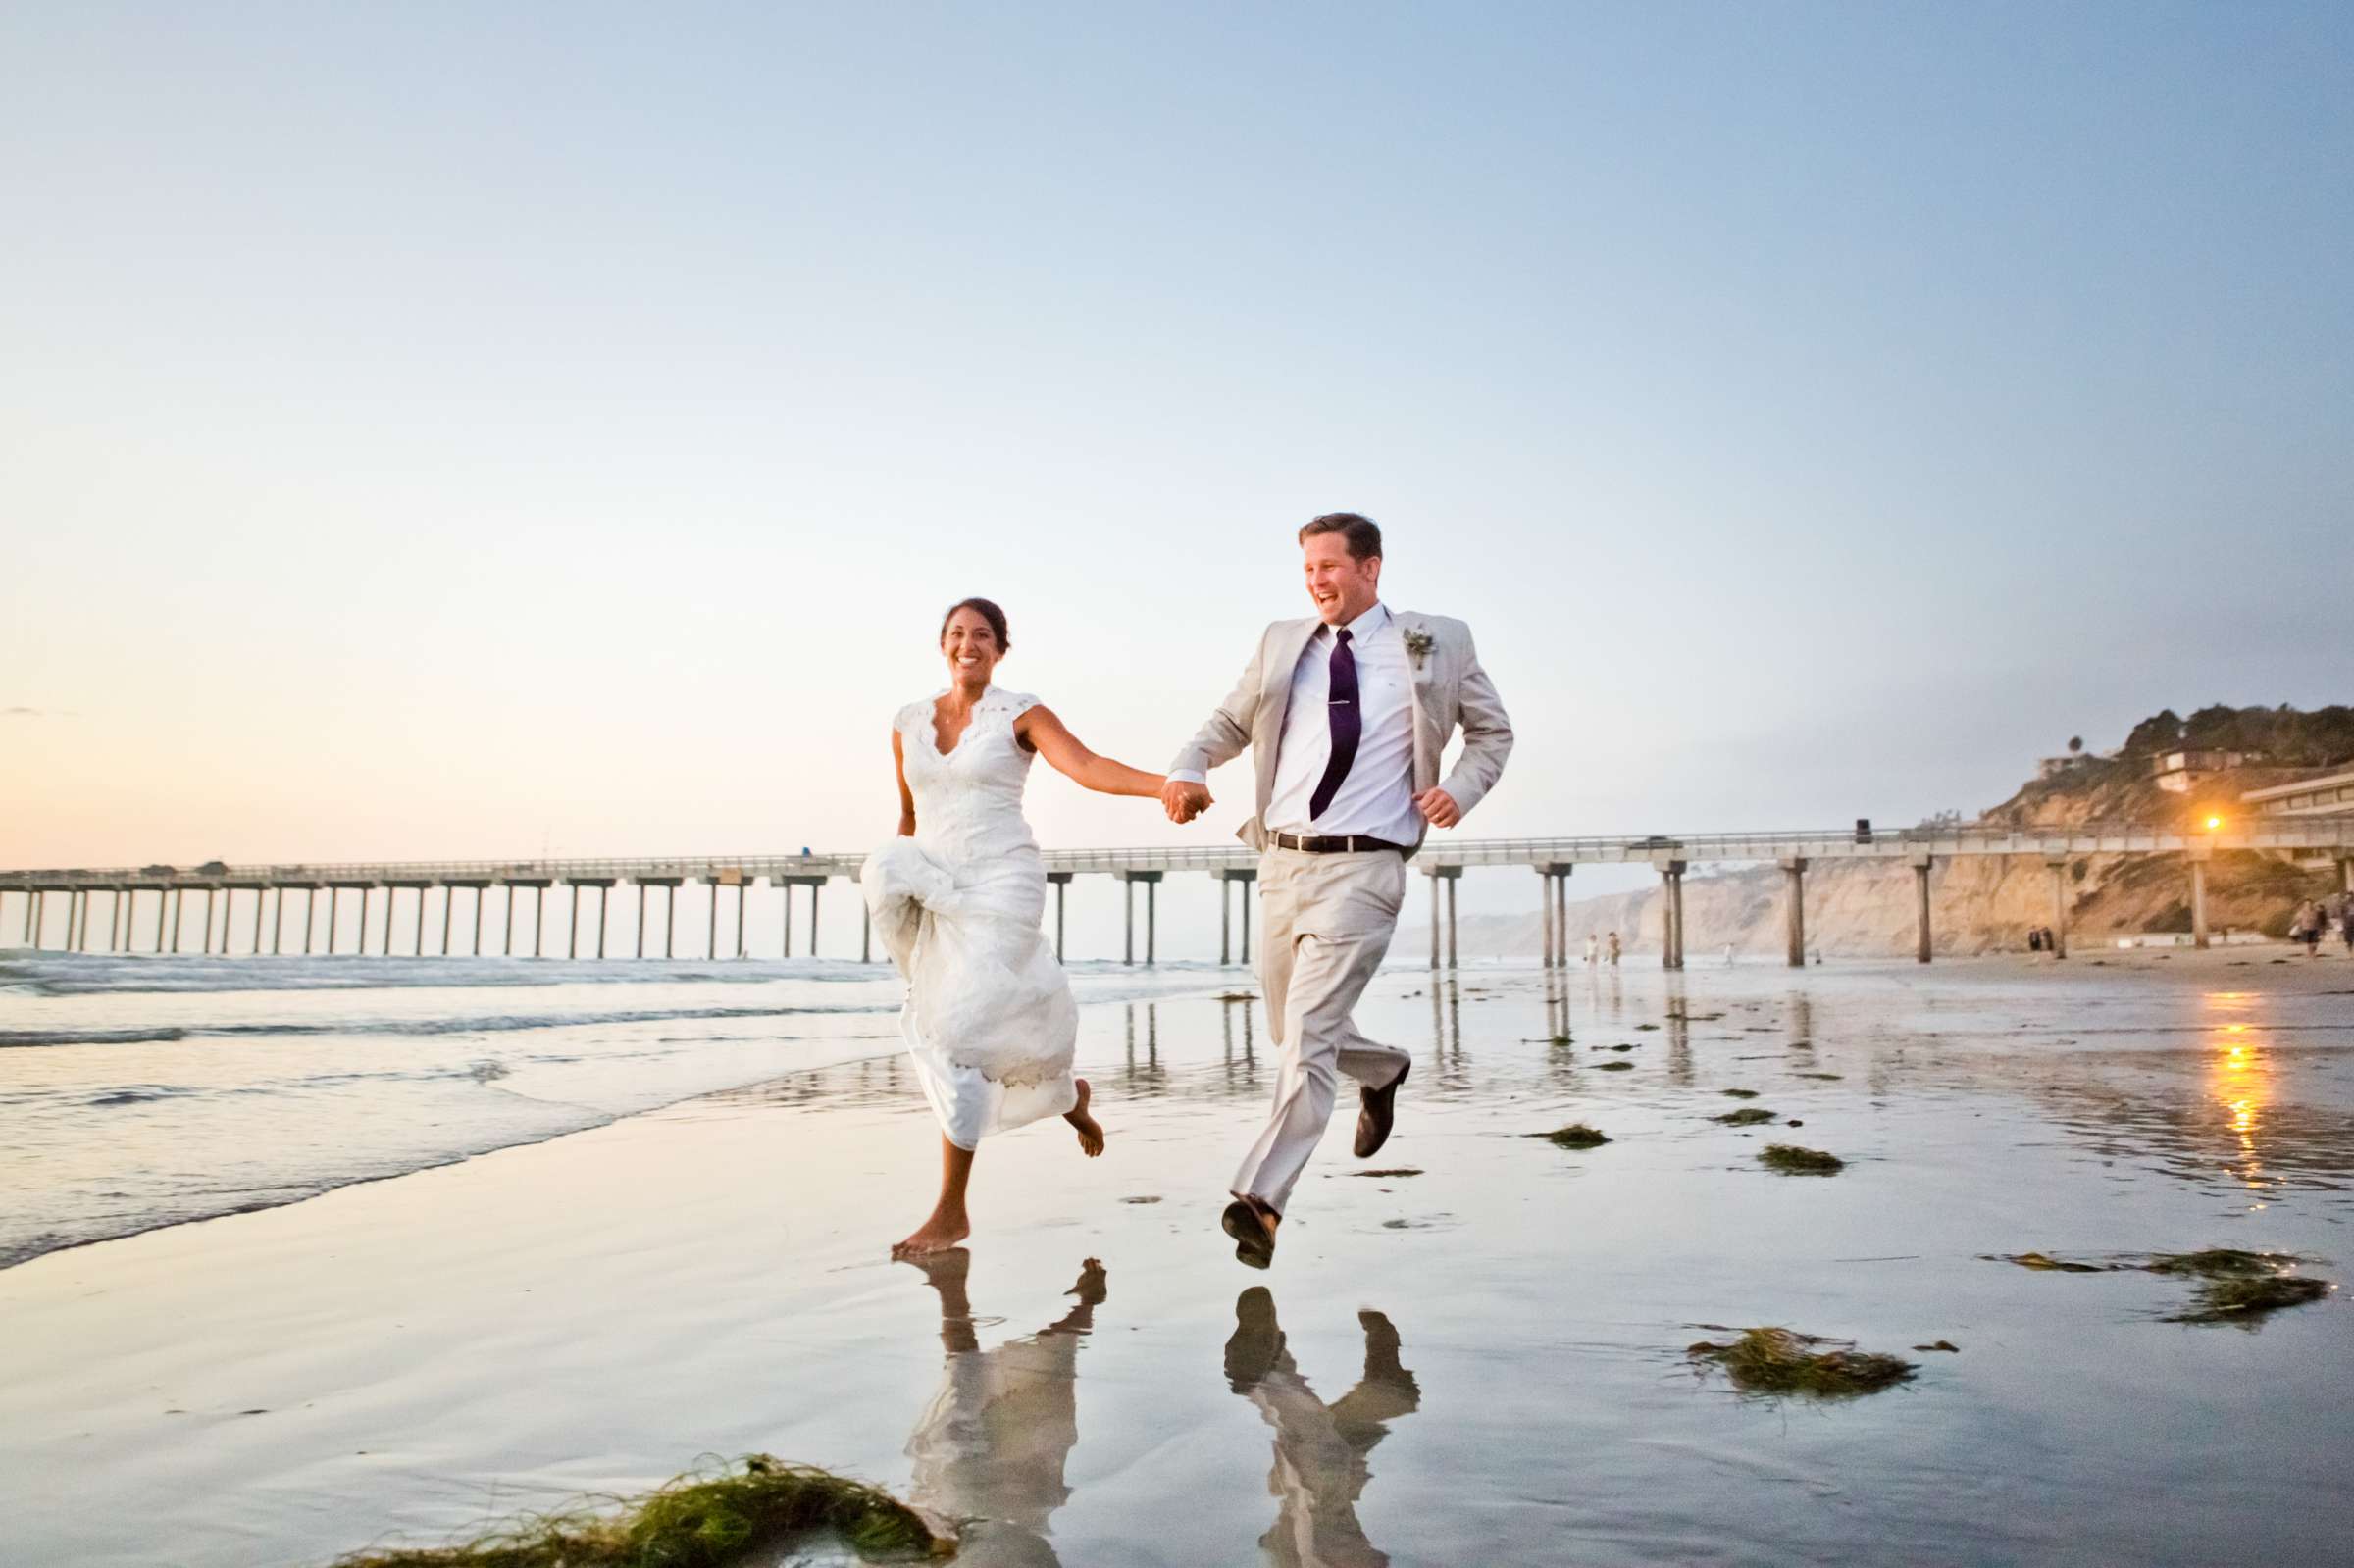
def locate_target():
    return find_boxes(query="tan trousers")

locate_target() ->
[1232,848,1411,1213]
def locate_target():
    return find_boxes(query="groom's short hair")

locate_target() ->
[1300,512,1382,560]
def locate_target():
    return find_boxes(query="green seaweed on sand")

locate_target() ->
[1595,1060,1635,1072]
[1719,1088,1759,1099]
[1530,1124,1611,1149]
[2167,1274,2330,1325]
[1794,1072,1843,1081]
[2145,1249,2328,1325]
[329,1455,948,1567]
[1758,1143,1843,1174]
[1354,1167,1424,1178]
[1992,1247,2332,1325]
[1712,1107,1776,1127]
[1685,1327,1916,1396]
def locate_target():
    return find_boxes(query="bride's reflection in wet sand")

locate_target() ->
[900,1251,1104,1567]
[1224,1288,1421,1568]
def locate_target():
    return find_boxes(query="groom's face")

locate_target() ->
[1303,534,1381,626]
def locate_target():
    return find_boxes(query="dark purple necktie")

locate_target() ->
[1307,629,1358,822]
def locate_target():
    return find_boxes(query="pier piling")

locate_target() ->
[2187,842,2213,950]
[1049,872,1073,962]
[1779,858,1807,969]
[1912,854,1933,962]
[1115,871,1161,965]
[1424,864,1462,970]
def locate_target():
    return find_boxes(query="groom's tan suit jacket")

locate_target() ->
[1169,610,1513,856]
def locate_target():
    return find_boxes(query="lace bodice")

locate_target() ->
[896,687,1043,867]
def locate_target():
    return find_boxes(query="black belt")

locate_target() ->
[1271,831,1410,855]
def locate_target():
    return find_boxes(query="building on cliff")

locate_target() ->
[2154,748,2267,792]
[2242,768,2354,821]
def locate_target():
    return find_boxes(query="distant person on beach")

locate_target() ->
[1722,941,1736,966]
[1607,931,1621,965]
[862,597,1169,1257]
[1583,934,1598,965]
[2028,927,2044,953]
[2339,894,2353,954]
[1162,513,1513,1269]
[2290,900,2323,956]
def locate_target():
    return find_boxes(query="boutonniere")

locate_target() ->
[1402,627,1435,669]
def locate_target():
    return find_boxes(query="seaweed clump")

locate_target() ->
[1685,1327,1916,1396]
[1712,1107,1776,1127]
[1758,1143,1843,1175]
[2170,1275,2329,1324]
[2147,1249,2330,1325]
[331,1455,947,1567]
[1531,1124,1611,1149]
[1595,1060,1634,1073]
[1993,1247,2331,1326]
[1719,1088,1760,1099]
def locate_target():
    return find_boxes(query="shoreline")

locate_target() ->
[5,946,2346,1271]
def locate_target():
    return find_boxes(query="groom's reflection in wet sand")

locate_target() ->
[1224,1288,1422,1568]
[900,1251,1104,1567]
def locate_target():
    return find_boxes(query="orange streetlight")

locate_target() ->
[2206,815,2224,832]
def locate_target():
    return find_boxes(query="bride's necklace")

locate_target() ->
[932,684,991,755]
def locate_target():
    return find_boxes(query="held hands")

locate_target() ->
[1415,786,1461,829]
[1161,780,1212,825]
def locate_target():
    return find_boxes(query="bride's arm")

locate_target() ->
[1017,706,1170,799]
[893,730,917,835]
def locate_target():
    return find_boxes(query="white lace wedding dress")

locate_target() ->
[861,686,1079,1149]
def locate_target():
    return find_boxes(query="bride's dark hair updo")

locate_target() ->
[940,596,1010,651]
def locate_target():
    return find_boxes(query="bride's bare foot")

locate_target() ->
[892,1210,971,1258]
[1065,1078,1105,1157]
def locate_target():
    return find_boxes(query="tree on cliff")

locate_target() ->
[2176,704,2354,765]
[2121,710,2185,757]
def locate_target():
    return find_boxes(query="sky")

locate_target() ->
[5,3,2351,949]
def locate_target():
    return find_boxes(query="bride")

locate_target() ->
[862,597,1178,1256]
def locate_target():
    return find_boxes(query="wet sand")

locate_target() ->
[2,950,2350,1566]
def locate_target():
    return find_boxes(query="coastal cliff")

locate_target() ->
[1441,705,2352,960]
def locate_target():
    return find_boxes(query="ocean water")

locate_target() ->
[0,950,1240,1269]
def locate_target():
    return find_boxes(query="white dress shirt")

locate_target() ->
[1263,602,1419,843]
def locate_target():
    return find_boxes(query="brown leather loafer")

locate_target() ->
[1354,1061,1410,1158]
[1221,1197,1277,1270]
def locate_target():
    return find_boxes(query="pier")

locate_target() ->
[6,822,2349,970]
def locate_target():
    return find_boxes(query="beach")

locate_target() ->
[2,948,2350,1565]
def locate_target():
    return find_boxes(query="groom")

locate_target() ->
[1164,513,1513,1267]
